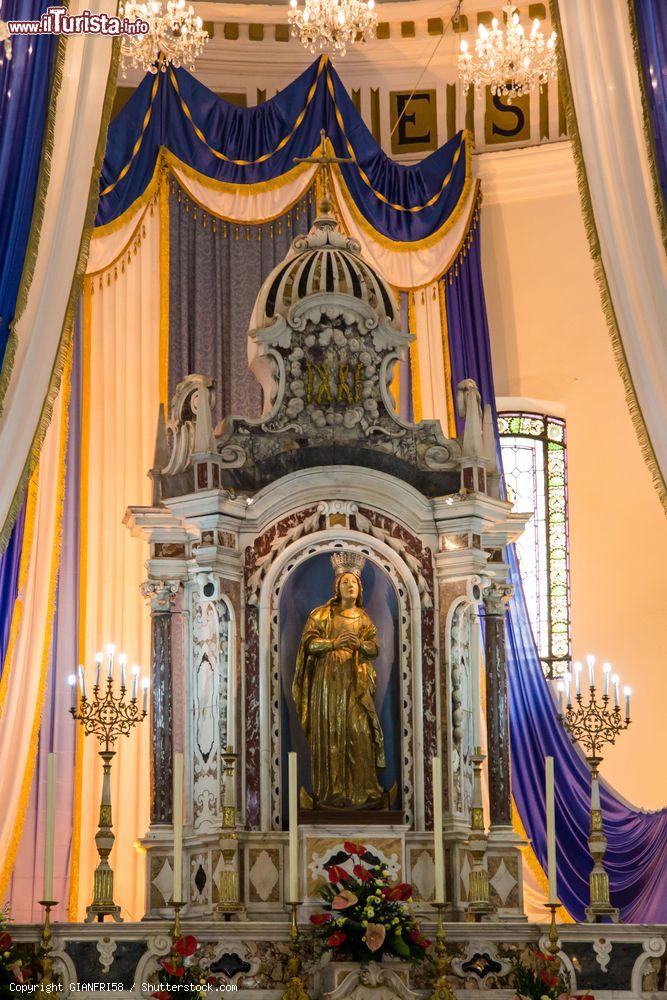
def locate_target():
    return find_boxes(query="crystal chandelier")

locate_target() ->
[288,0,377,58]
[120,0,209,76]
[457,3,557,102]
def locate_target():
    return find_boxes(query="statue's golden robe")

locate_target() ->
[292,601,386,808]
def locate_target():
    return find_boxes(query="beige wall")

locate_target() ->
[477,142,667,810]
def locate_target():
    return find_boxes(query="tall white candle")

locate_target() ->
[173,752,184,904]
[141,677,149,715]
[586,653,595,689]
[545,756,557,904]
[77,664,86,701]
[556,681,564,715]
[470,611,482,750]
[602,662,611,698]
[131,665,140,702]
[227,620,235,749]
[432,757,444,905]
[43,753,57,901]
[67,674,77,711]
[573,661,582,698]
[288,752,299,903]
[119,653,127,690]
[106,644,115,681]
[612,674,620,709]
[623,686,631,720]
[95,652,103,688]
[564,671,571,707]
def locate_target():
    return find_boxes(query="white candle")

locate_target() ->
[470,610,482,750]
[624,686,631,720]
[173,752,184,903]
[119,653,127,690]
[95,652,103,688]
[602,662,611,698]
[77,664,86,701]
[43,753,57,901]
[141,677,149,715]
[131,665,140,701]
[227,619,235,750]
[564,671,571,707]
[67,674,77,711]
[573,661,582,698]
[432,757,444,905]
[586,653,595,689]
[288,752,299,903]
[612,673,620,709]
[556,681,564,715]
[545,756,557,904]
[106,643,115,681]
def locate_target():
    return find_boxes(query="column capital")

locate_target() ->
[141,579,180,613]
[482,582,514,616]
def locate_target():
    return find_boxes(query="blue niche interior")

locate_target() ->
[279,551,401,825]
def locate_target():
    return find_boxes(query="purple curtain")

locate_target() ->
[0,501,26,675]
[443,226,667,923]
[633,0,667,204]
[5,306,82,922]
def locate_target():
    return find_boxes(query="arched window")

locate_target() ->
[497,411,571,679]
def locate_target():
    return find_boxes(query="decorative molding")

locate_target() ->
[96,936,117,975]
[141,579,180,613]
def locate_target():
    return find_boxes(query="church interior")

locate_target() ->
[0,0,665,995]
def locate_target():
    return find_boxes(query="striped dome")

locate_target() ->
[252,212,398,329]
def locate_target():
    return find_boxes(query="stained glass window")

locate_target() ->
[498,412,571,679]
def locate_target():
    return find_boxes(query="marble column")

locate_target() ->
[483,583,514,828]
[142,580,180,825]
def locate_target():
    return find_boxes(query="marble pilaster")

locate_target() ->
[482,583,513,829]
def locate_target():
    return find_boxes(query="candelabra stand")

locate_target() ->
[557,675,630,923]
[170,900,184,941]
[466,748,495,920]
[429,904,456,1000]
[69,655,148,922]
[543,902,561,956]
[38,900,58,984]
[281,903,310,1000]
[215,747,245,918]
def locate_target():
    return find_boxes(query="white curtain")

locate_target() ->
[0,2,117,542]
[556,0,667,507]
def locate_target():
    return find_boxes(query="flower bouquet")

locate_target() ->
[510,945,572,1000]
[0,911,43,987]
[309,841,431,964]
[152,934,221,998]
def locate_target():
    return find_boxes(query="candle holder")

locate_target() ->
[169,900,184,941]
[429,903,456,1000]
[215,748,244,918]
[38,900,58,985]
[466,748,495,920]
[557,663,630,923]
[69,650,148,922]
[281,902,310,1000]
[543,902,561,956]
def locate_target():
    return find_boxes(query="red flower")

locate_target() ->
[328,865,349,883]
[0,932,12,951]
[539,970,558,988]
[353,864,372,882]
[310,913,332,926]
[382,883,412,902]
[152,992,172,999]
[344,841,367,856]
[327,931,347,948]
[408,928,431,948]
[173,935,198,958]
[207,977,220,986]
[160,959,185,977]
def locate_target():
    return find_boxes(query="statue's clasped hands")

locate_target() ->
[333,631,361,651]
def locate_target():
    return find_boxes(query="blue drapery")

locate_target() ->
[0,499,26,676]
[96,57,470,243]
[633,0,667,204]
[0,0,58,367]
[443,227,667,923]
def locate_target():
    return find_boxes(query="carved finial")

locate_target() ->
[457,379,484,461]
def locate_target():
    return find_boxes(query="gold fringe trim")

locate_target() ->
[0,38,121,557]
[437,280,457,437]
[550,0,667,514]
[87,202,151,279]
[0,347,72,902]
[512,799,575,923]
[68,278,92,921]
[626,0,666,252]
[407,290,423,423]
[0,470,39,721]
[0,35,68,415]
[159,162,170,408]
[92,158,162,240]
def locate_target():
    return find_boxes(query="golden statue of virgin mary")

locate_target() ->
[292,552,386,810]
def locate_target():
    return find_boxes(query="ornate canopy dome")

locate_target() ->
[250,210,399,331]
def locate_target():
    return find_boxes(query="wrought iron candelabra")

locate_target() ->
[556,655,631,922]
[68,645,148,922]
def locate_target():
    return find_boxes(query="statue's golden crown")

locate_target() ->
[330,551,366,578]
